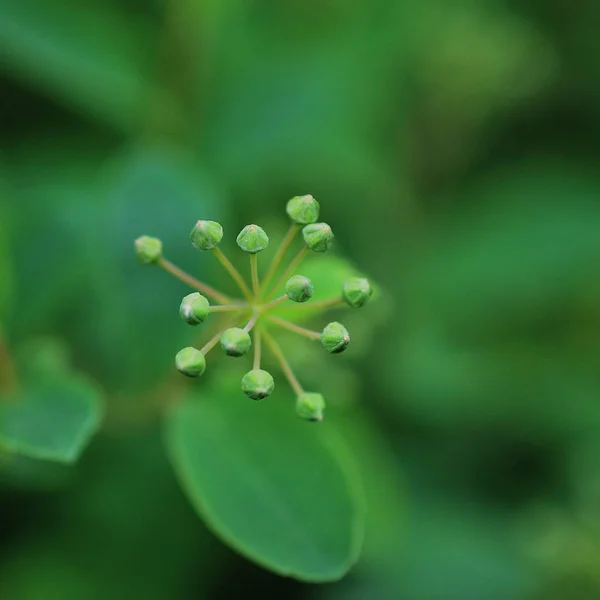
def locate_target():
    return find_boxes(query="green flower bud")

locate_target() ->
[190,220,223,251]
[134,236,162,264]
[241,369,275,400]
[295,392,326,422]
[175,347,206,378]
[220,328,252,357]
[286,194,320,225]
[236,224,269,254]
[285,275,314,303]
[321,321,350,354]
[302,222,334,253]
[179,293,210,325]
[343,277,372,308]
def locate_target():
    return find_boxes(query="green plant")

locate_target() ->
[135,194,372,422]
[0,193,375,584]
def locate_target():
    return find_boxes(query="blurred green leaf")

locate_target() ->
[5,138,111,338]
[0,194,13,320]
[0,450,71,491]
[395,507,531,600]
[0,373,103,463]
[165,378,364,582]
[336,413,405,568]
[385,164,600,434]
[6,142,227,392]
[406,165,600,334]
[326,504,533,600]
[83,144,226,390]
[0,0,156,129]
[14,337,71,381]
[0,426,223,600]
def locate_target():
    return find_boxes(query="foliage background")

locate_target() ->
[2,0,600,598]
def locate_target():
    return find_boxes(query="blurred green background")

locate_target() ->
[2,0,600,598]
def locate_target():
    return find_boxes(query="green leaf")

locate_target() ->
[0,425,225,599]
[5,138,111,338]
[406,165,600,334]
[0,185,14,320]
[332,412,406,568]
[6,142,227,392]
[385,164,600,435]
[0,373,103,463]
[164,380,364,581]
[0,450,71,491]
[83,144,227,391]
[0,0,155,129]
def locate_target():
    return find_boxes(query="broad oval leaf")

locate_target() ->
[164,381,364,582]
[0,373,103,463]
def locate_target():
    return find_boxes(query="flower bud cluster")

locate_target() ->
[135,194,373,421]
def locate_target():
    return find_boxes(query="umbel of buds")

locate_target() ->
[135,193,374,422]
[286,275,313,303]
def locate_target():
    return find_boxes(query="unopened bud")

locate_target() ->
[220,328,252,357]
[286,195,320,225]
[135,236,162,264]
[342,277,372,308]
[285,275,314,303]
[241,369,275,400]
[321,322,350,354]
[295,392,325,421]
[190,220,223,251]
[302,222,334,253]
[179,293,210,325]
[175,347,206,378]
[236,224,269,254]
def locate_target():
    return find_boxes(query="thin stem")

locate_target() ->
[159,257,231,304]
[243,312,260,333]
[283,297,344,311]
[210,303,249,312]
[211,247,253,302]
[266,246,308,299]
[253,329,262,370]
[200,329,224,356]
[250,254,260,297]
[267,316,321,341]
[263,331,304,396]
[258,295,289,311]
[260,223,300,297]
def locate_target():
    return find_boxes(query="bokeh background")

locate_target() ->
[2,0,600,598]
